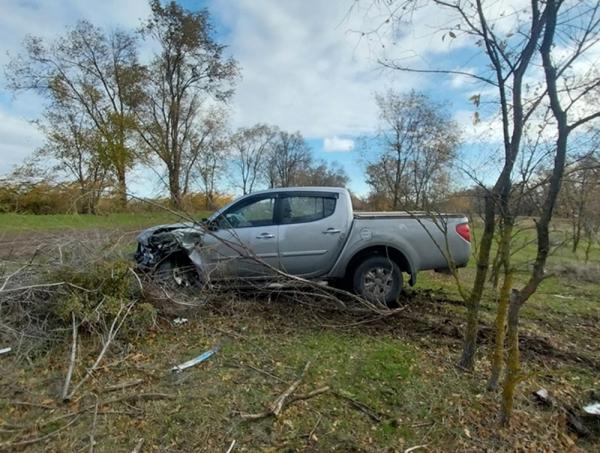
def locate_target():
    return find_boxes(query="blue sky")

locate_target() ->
[0,0,507,196]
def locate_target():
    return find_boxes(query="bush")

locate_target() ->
[50,260,157,336]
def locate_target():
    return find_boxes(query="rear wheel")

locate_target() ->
[352,256,403,306]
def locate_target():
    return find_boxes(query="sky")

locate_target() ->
[0,0,516,196]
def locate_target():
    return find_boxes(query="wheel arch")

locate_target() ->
[344,245,417,286]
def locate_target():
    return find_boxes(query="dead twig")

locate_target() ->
[61,312,78,401]
[89,397,99,453]
[333,390,383,422]
[240,361,313,420]
[306,413,322,444]
[288,386,330,404]
[0,414,82,449]
[104,378,144,393]
[270,361,311,416]
[66,300,136,401]
[8,400,54,409]
[243,362,288,385]
[131,438,144,453]
[225,439,236,453]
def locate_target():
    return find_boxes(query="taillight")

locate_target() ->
[456,223,471,242]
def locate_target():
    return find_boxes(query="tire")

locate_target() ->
[155,255,200,290]
[352,256,403,306]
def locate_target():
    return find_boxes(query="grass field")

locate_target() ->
[0,213,598,451]
[0,211,212,231]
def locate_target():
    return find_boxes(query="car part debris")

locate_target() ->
[173,317,188,326]
[533,388,554,406]
[583,402,600,416]
[0,347,11,355]
[171,346,219,373]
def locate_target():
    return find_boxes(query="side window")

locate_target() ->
[219,197,275,228]
[280,196,336,224]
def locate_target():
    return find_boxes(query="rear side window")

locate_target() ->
[280,196,336,224]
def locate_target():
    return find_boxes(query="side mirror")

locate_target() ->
[204,219,219,231]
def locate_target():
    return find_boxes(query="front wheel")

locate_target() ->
[352,256,403,306]
[155,255,200,290]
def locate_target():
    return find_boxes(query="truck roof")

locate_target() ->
[248,186,348,196]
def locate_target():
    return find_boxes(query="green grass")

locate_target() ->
[3,299,596,451]
[0,211,212,232]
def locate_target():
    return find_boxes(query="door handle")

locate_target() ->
[322,228,341,234]
[256,232,275,239]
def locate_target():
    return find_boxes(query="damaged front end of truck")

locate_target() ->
[135,223,206,287]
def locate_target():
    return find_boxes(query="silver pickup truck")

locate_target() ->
[135,187,471,304]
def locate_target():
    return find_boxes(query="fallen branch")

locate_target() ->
[61,312,78,401]
[66,300,135,401]
[240,361,315,420]
[7,392,176,436]
[89,398,99,453]
[243,362,288,385]
[333,390,383,422]
[131,438,144,453]
[0,414,82,449]
[270,361,311,416]
[8,400,54,409]
[288,386,330,404]
[225,439,236,453]
[104,378,144,393]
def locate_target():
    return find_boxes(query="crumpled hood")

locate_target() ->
[136,222,202,247]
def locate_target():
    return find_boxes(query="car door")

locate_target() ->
[200,195,279,279]
[277,193,349,277]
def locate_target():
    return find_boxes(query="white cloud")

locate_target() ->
[0,107,43,174]
[212,0,431,138]
[323,136,354,152]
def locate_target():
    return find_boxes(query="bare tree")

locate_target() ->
[364,90,459,210]
[499,0,600,424]
[295,160,349,187]
[559,153,600,253]
[193,108,230,209]
[267,131,313,188]
[137,0,238,208]
[230,124,276,195]
[365,0,547,371]
[7,21,145,207]
[35,107,110,213]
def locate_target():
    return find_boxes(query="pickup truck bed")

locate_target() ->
[354,211,466,219]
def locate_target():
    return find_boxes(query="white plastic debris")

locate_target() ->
[583,402,600,416]
[173,317,188,326]
[0,347,12,356]
[171,346,219,373]
[535,388,549,399]
[533,388,553,406]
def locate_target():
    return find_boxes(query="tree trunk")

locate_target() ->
[116,169,127,209]
[572,219,581,253]
[500,292,523,426]
[459,192,495,369]
[169,167,182,209]
[488,282,515,391]
[584,239,592,264]
[488,217,514,390]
